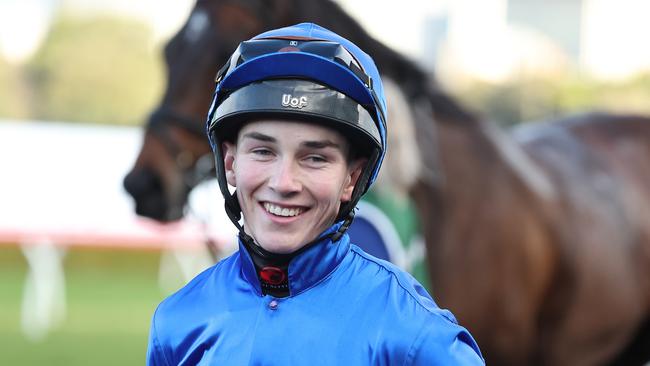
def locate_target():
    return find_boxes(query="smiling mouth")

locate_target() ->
[263,202,304,217]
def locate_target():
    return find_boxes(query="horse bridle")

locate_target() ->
[147,106,215,190]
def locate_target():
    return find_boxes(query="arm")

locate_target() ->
[407,316,485,366]
[146,310,171,366]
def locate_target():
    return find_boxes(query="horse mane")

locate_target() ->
[292,0,478,125]
[549,111,650,129]
[513,110,650,145]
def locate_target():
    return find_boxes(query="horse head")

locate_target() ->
[123,0,443,222]
[123,0,297,221]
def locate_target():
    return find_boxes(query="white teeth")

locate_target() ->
[264,202,302,217]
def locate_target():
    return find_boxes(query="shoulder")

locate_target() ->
[345,246,484,364]
[147,252,241,365]
[405,314,485,365]
[153,251,239,328]
[348,245,445,315]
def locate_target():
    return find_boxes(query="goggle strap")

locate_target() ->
[219,37,373,95]
[215,60,231,83]
[345,60,371,88]
[210,130,243,227]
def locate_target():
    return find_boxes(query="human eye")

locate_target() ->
[302,154,330,168]
[252,148,272,155]
[250,147,274,159]
[306,155,327,163]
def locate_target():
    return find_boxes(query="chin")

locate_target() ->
[258,235,307,254]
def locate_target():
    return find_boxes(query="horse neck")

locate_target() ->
[296,0,418,74]
[293,0,556,212]
[415,113,559,311]
[433,115,555,212]
[297,1,368,39]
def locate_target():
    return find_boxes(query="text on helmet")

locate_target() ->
[282,94,308,109]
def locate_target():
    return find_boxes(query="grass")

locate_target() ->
[0,246,172,366]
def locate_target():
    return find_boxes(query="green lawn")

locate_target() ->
[0,246,172,366]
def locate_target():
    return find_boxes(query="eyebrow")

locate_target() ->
[241,132,342,150]
[301,140,342,150]
[241,132,275,143]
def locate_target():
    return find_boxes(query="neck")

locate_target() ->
[434,117,555,209]
[239,216,353,297]
[240,233,293,297]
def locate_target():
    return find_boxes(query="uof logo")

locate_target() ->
[282,94,308,108]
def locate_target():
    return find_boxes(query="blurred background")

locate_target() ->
[1,0,650,365]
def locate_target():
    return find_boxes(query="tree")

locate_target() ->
[26,15,164,125]
[0,56,30,119]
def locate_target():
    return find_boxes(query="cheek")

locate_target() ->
[235,162,263,190]
[312,173,349,204]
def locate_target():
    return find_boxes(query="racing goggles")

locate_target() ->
[211,37,386,138]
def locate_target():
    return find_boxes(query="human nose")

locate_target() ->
[268,158,301,194]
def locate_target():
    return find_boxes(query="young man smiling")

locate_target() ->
[223,120,365,255]
[146,23,484,365]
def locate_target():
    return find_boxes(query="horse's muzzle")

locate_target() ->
[123,169,183,222]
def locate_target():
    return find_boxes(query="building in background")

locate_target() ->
[507,0,583,61]
[420,14,448,73]
[1,0,649,85]
[580,0,650,79]
[417,0,650,82]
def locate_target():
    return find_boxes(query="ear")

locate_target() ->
[223,142,237,187]
[341,159,367,202]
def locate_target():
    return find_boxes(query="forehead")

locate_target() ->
[237,119,348,145]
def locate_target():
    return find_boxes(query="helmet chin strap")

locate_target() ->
[331,210,355,242]
[216,146,357,298]
[226,196,356,261]
[214,139,363,259]
[336,148,380,222]
[235,209,356,298]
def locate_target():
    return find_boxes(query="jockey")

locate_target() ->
[147,22,484,365]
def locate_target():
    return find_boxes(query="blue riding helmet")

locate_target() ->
[206,22,388,225]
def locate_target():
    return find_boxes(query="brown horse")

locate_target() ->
[123,1,650,364]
